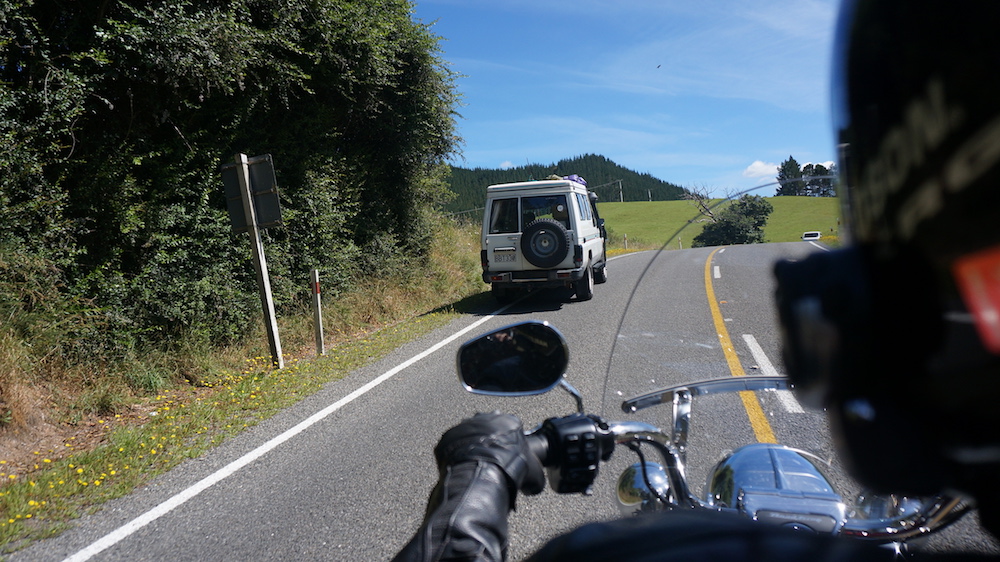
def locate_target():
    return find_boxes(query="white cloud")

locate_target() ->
[499,161,515,169]
[743,160,778,178]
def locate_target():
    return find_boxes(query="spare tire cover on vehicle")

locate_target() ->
[521,218,572,268]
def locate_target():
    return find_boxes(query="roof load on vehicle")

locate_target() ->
[487,177,588,193]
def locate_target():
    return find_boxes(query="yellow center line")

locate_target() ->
[703,248,777,444]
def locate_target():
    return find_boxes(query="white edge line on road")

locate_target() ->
[808,241,831,251]
[63,310,505,562]
[741,334,804,414]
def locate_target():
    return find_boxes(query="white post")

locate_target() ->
[311,268,325,356]
[236,153,284,369]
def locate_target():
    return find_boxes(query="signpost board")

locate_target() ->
[219,154,284,369]
[220,154,283,232]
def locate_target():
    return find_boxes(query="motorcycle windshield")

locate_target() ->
[598,189,861,519]
[574,187,977,548]
[459,185,975,553]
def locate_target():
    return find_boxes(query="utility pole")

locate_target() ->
[587,179,624,202]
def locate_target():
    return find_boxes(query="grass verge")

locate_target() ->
[0,220,489,554]
[0,312,469,552]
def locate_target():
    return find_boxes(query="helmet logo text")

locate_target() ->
[855,79,962,241]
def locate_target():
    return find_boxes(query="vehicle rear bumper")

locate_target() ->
[483,267,586,287]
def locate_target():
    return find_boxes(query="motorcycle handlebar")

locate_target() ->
[527,417,671,470]
[526,429,551,467]
[526,415,694,499]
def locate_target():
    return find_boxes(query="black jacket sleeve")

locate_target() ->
[392,461,513,562]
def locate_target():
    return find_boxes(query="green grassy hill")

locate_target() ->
[598,196,841,250]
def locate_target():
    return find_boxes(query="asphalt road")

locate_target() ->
[11,243,999,561]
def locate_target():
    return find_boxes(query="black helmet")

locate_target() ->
[774,0,1000,528]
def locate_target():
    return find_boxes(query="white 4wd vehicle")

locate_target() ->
[480,177,608,303]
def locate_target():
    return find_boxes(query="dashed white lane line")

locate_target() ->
[741,334,804,414]
[713,265,721,279]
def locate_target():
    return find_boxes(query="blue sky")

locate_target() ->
[411,0,839,196]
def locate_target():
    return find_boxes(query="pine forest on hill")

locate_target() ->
[444,154,688,213]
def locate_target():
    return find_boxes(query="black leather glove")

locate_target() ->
[434,412,546,497]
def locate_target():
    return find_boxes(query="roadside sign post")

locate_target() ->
[311,269,325,356]
[221,153,284,369]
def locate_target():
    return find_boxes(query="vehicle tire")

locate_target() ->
[594,261,608,284]
[521,218,572,269]
[575,265,594,301]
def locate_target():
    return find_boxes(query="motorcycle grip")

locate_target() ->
[525,430,551,467]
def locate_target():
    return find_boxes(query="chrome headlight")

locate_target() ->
[616,462,670,516]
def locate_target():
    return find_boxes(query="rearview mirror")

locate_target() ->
[457,321,568,395]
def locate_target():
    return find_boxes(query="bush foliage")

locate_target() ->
[0,0,460,356]
[692,195,774,247]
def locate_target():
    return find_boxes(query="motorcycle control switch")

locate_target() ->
[540,413,614,495]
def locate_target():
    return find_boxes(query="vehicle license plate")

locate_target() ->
[494,251,516,263]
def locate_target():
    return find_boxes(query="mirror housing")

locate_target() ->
[457,321,568,396]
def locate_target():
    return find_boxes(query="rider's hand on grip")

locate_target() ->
[434,412,546,496]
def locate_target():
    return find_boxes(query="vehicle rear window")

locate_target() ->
[489,198,519,234]
[521,195,570,229]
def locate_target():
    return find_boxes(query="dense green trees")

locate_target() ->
[775,156,805,196]
[774,156,837,196]
[1,0,459,351]
[802,162,837,197]
[444,154,688,212]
